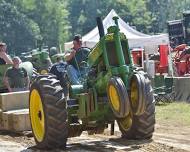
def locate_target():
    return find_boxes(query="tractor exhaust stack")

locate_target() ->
[96,17,105,38]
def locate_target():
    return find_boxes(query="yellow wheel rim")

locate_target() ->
[30,89,45,142]
[108,85,120,112]
[118,113,132,131]
[40,70,48,74]
[131,79,138,108]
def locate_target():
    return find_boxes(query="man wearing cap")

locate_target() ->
[3,57,30,92]
[0,42,13,64]
[64,34,90,84]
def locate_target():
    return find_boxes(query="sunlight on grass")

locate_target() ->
[156,102,190,126]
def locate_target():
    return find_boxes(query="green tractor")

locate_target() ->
[49,47,65,63]
[51,53,65,63]
[20,48,52,74]
[30,49,52,74]
[29,17,155,149]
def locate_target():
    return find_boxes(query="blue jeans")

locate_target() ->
[67,65,80,85]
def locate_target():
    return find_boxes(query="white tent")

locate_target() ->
[64,9,169,53]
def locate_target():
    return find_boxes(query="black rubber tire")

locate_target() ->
[129,73,147,115]
[117,72,155,139]
[29,75,68,149]
[107,77,130,118]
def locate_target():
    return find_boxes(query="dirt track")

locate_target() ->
[0,123,189,152]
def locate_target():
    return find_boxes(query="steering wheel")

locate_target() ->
[74,47,91,69]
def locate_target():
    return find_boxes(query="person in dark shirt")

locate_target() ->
[0,42,13,64]
[64,35,82,84]
[3,57,30,92]
[49,56,68,88]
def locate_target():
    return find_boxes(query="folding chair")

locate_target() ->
[153,75,174,104]
[164,77,175,102]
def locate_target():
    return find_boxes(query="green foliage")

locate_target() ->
[68,0,152,35]
[16,0,70,48]
[0,0,189,54]
[0,0,38,54]
[118,0,152,33]
[0,0,69,54]
[148,0,190,33]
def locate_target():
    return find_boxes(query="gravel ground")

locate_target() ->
[0,127,189,152]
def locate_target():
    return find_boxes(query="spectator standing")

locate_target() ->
[3,57,30,92]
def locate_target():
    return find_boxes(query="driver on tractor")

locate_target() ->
[64,35,90,84]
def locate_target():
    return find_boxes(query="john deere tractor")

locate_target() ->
[29,17,155,149]
[20,48,52,75]
[29,49,52,74]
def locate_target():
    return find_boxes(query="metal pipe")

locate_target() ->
[96,17,105,38]
[113,16,128,86]
[113,16,126,66]
[96,17,109,69]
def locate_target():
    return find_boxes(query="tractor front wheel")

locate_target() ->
[107,77,130,118]
[29,75,68,149]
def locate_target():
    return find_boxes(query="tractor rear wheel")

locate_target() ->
[117,73,155,139]
[29,75,68,149]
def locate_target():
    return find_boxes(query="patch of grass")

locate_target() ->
[156,102,190,126]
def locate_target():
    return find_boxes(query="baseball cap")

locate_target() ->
[73,34,82,42]
[13,56,22,63]
[0,42,6,46]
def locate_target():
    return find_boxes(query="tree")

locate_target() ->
[0,0,40,54]
[18,0,70,48]
[67,0,153,37]
[147,0,190,33]
[1,0,189,54]
[0,0,70,54]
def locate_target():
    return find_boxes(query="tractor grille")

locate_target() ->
[105,40,130,66]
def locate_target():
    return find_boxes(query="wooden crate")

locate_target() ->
[0,91,29,111]
[1,109,31,131]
